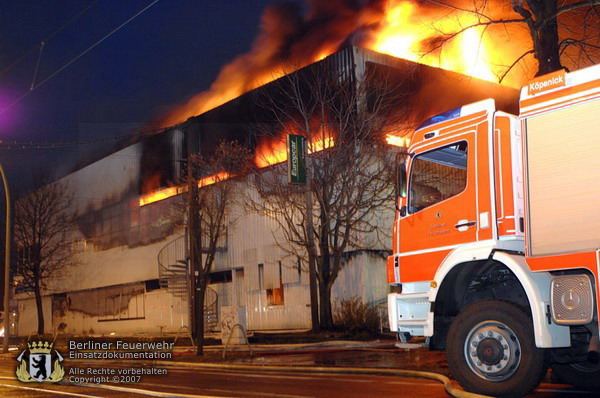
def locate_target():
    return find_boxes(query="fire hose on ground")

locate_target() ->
[0,361,491,398]
[151,361,491,398]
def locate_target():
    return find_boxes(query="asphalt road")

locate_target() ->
[0,353,596,397]
[0,361,449,398]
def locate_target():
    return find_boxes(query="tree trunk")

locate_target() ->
[528,0,563,75]
[534,22,562,75]
[34,279,44,335]
[195,280,206,356]
[318,211,333,329]
[318,277,333,329]
[307,247,320,332]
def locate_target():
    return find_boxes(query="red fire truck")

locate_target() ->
[387,65,600,396]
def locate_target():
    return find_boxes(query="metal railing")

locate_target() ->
[157,235,188,298]
[222,323,252,359]
[157,235,219,331]
[204,287,218,332]
[173,326,195,347]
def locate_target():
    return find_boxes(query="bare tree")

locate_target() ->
[247,61,409,329]
[424,0,600,79]
[186,140,252,354]
[13,177,78,335]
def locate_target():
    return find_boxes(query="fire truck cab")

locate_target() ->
[387,65,600,396]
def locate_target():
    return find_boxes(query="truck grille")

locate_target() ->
[551,275,594,325]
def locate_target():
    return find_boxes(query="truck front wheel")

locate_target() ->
[446,300,549,397]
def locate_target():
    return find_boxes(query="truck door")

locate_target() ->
[398,112,494,282]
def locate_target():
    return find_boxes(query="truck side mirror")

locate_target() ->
[395,162,407,210]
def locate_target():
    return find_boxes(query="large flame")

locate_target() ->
[144,0,529,206]
[162,0,528,127]
[369,2,499,83]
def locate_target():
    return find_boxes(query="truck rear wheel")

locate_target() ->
[446,300,548,397]
[551,360,600,390]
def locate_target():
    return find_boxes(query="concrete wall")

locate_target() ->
[16,296,52,336]
[17,289,188,336]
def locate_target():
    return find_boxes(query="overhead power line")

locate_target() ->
[0,0,161,115]
[0,0,104,81]
[0,127,164,150]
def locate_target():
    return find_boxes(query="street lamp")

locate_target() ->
[0,163,10,353]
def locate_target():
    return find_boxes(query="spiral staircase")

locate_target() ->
[158,235,218,331]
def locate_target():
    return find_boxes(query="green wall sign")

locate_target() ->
[287,134,306,184]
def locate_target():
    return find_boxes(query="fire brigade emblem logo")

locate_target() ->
[15,340,64,383]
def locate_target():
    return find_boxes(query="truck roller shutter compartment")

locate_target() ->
[525,99,600,256]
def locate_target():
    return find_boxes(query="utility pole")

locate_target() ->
[305,174,320,332]
[303,135,319,332]
[191,179,204,355]
[1,164,10,352]
[187,126,204,355]
[187,148,195,340]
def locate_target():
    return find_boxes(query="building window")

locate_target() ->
[266,262,285,306]
[209,270,232,284]
[258,264,264,291]
[145,279,161,292]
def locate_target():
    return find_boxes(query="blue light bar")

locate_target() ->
[416,107,461,131]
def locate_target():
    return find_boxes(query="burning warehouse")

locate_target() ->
[13,46,517,336]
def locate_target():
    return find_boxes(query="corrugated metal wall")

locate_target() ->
[205,178,392,330]
[64,144,142,216]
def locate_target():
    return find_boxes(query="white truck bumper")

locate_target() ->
[387,291,433,337]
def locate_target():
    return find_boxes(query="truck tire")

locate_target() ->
[551,360,600,390]
[446,300,549,397]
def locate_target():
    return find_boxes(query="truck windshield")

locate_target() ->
[408,141,467,213]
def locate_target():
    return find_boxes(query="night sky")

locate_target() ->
[0,0,273,192]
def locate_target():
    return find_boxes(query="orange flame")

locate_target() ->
[255,137,287,168]
[146,1,529,207]
[139,172,232,207]
[140,135,337,206]
[254,123,336,168]
[139,186,184,207]
[385,134,410,148]
[369,1,506,84]
[162,1,528,126]
[198,171,231,187]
